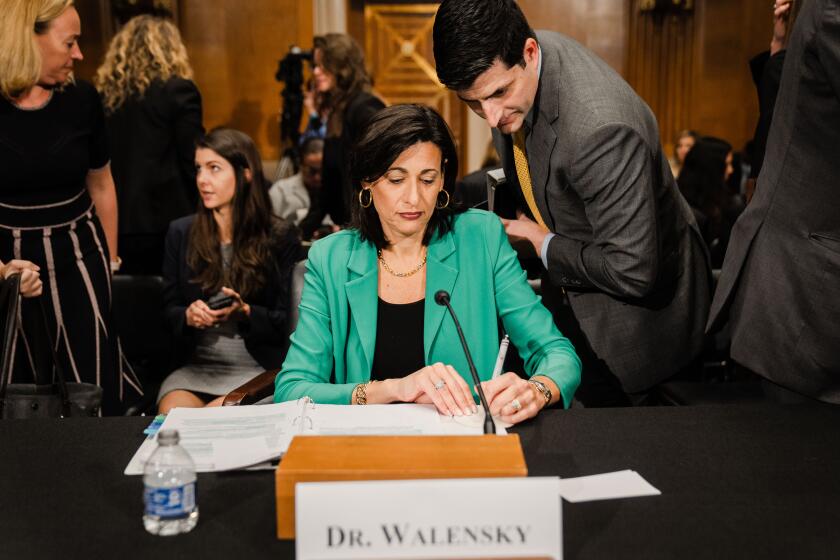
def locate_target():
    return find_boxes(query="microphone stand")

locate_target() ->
[434,290,496,435]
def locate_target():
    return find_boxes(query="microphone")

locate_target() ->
[434,290,496,435]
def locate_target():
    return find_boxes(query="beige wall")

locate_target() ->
[179,0,313,161]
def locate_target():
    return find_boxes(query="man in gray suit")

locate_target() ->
[433,0,711,406]
[708,0,840,403]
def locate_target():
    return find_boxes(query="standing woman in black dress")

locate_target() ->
[300,34,385,238]
[0,0,142,413]
[94,15,203,274]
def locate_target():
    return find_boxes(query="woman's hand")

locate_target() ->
[2,260,43,298]
[480,372,547,425]
[185,288,250,329]
[771,0,793,54]
[217,287,250,321]
[185,299,217,329]
[396,362,477,417]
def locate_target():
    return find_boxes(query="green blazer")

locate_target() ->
[274,210,581,407]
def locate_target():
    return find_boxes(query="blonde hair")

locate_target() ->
[94,15,193,113]
[0,0,74,99]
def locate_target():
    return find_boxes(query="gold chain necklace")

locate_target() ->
[377,249,427,278]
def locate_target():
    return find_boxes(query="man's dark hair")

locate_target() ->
[300,137,324,158]
[349,104,463,250]
[433,0,536,91]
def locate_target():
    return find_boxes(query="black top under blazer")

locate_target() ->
[162,215,302,371]
[106,78,204,236]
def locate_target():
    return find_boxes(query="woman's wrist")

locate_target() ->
[352,378,398,405]
[529,375,559,408]
[109,256,122,273]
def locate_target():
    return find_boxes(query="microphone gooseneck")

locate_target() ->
[434,290,496,435]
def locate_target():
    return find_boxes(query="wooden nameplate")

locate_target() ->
[275,434,527,539]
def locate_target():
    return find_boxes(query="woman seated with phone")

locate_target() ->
[159,128,302,413]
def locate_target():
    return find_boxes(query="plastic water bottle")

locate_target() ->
[143,429,199,535]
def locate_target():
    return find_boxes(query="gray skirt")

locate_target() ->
[158,320,263,402]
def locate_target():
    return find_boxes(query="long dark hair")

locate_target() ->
[677,137,731,213]
[349,104,462,250]
[187,128,273,299]
[314,33,373,137]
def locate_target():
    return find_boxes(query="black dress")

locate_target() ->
[106,78,204,274]
[0,81,142,414]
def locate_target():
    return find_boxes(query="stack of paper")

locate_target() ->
[124,401,506,475]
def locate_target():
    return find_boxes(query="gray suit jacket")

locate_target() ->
[708,0,840,402]
[494,31,711,392]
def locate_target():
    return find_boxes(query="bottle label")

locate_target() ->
[144,482,196,518]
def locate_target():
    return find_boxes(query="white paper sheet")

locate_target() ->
[124,401,501,475]
[124,401,299,474]
[556,470,661,502]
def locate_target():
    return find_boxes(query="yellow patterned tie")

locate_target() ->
[512,129,549,231]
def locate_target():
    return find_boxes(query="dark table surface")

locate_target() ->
[2,404,840,559]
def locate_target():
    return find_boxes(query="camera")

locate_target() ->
[275,46,313,150]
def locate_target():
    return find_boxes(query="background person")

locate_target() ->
[670,129,698,179]
[678,137,744,268]
[299,33,385,239]
[95,15,203,275]
[269,137,323,228]
[433,0,712,407]
[0,0,141,414]
[274,105,581,425]
[746,0,799,203]
[159,128,301,413]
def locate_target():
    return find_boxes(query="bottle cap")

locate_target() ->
[157,429,180,445]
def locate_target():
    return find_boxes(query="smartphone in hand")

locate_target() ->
[207,292,235,310]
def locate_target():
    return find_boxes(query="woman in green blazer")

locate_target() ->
[274,105,580,424]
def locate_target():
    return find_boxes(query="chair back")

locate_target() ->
[111,275,176,387]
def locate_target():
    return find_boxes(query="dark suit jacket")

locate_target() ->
[162,215,301,371]
[494,31,712,393]
[107,78,204,236]
[749,49,787,180]
[708,0,840,402]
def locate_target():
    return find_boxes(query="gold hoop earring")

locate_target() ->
[436,189,450,210]
[359,187,373,208]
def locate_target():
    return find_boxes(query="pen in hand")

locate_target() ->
[491,335,510,380]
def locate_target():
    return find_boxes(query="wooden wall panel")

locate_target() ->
[179,0,313,160]
[363,3,468,173]
[627,3,695,155]
[517,0,628,75]
[627,0,774,155]
[689,0,772,152]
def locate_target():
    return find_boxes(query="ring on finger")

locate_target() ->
[434,379,446,391]
[510,398,522,412]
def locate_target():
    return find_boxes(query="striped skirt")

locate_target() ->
[0,190,142,414]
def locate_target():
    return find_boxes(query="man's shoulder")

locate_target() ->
[270,173,305,193]
[535,30,656,143]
